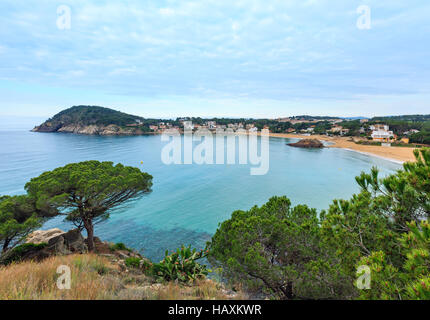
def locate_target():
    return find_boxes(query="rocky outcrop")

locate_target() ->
[0,228,88,265]
[287,138,324,149]
[34,228,88,256]
[26,228,65,244]
[4,228,141,264]
[32,124,138,136]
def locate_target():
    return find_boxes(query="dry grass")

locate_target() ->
[0,254,121,300]
[145,280,246,300]
[0,254,245,300]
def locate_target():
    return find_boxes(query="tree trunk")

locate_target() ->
[2,238,11,254]
[280,282,294,300]
[83,219,95,252]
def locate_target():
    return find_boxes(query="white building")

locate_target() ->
[370,124,389,131]
[371,127,394,141]
[404,129,420,135]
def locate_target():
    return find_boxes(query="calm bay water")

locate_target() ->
[0,121,401,261]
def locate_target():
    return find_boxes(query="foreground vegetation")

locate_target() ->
[208,148,430,300]
[0,254,242,300]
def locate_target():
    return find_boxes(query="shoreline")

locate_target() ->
[267,133,416,163]
[31,129,418,164]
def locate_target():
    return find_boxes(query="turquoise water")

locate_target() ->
[0,122,401,261]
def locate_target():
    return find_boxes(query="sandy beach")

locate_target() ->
[268,133,417,163]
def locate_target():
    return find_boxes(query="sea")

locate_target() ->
[0,116,401,261]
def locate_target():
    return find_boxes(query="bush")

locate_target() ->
[124,257,141,269]
[110,242,132,252]
[0,243,47,265]
[151,245,209,283]
[358,220,430,300]
[208,196,353,300]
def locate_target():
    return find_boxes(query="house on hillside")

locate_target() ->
[329,125,349,136]
[370,124,389,131]
[371,124,394,142]
[403,129,420,135]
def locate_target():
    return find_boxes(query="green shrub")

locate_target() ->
[110,242,132,252]
[125,257,141,269]
[151,245,209,283]
[0,243,48,265]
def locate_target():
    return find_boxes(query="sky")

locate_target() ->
[0,0,429,119]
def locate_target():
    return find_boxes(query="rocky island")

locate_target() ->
[287,138,324,148]
[32,105,155,135]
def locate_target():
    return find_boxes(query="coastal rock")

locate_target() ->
[62,229,88,253]
[0,229,87,264]
[26,228,65,244]
[28,229,88,256]
[31,122,62,132]
[287,138,324,149]
[45,228,87,255]
[34,123,137,136]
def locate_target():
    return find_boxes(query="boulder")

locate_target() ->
[287,139,324,149]
[47,229,87,254]
[47,235,70,255]
[63,229,87,253]
[26,228,65,244]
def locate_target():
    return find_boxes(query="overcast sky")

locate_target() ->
[0,0,429,119]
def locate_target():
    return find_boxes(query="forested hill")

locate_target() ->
[372,114,430,122]
[31,105,154,134]
[40,105,144,127]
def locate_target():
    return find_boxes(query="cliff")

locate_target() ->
[33,123,146,135]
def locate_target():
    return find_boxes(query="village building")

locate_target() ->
[403,129,420,135]
[371,124,394,141]
[206,121,216,129]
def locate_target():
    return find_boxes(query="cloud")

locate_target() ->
[0,0,429,117]
[159,8,175,16]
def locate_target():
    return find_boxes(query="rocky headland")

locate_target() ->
[31,105,152,136]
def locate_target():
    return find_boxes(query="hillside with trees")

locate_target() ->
[38,105,144,127]
[32,106,163,135]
